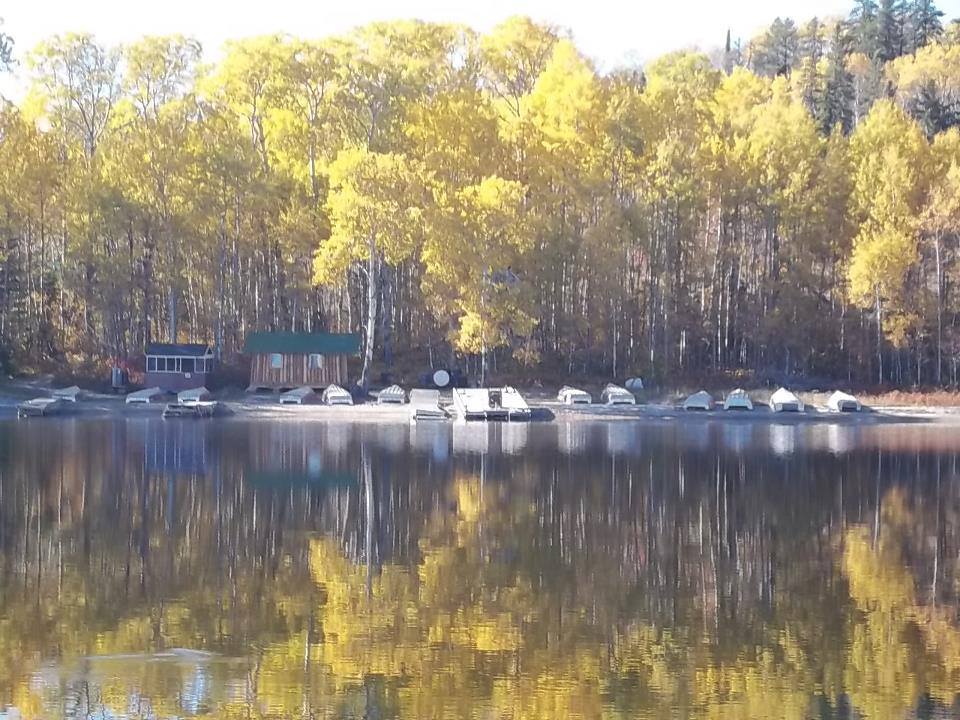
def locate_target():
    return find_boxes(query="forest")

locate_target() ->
[0,0,959,388]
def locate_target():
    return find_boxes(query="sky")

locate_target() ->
[2,0,960,97]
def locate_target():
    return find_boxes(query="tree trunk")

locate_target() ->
[935,232,943,385]
[359,235,378,391]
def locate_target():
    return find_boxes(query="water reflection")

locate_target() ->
[0,417,959,719]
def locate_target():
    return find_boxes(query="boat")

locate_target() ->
[52,385,84,402]
[322,384,353,406]
[377,384,407,405]
[125,387,164,404]
[827,390,861,412]
[178,387,212,406]
[723,389,753,411]
[769,387,804,413]
[17,397,64,418]
[279,386,319,405]
[558,386,592,405]
[451,387,531,421]
[409,389,447,421]
[683,390,714,411]
[601,384,636,405]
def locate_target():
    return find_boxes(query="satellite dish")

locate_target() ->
[433,369,450,388]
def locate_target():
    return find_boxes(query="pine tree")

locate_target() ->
[877,0,908,61]
[822,23,856,134]
[907,0,944,51]
[849,0,880,57]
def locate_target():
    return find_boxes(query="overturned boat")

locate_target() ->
[322,384,353,405]
[827,390,861,412]
[723,389,753,411]
[279,386,320,405]
[452,387,531,421]
[601,384,636,406]
[769,387,804,413]
[377,384,407,405]
[125,387,165,404]
[683,390,714,411]
[558,386,592,405]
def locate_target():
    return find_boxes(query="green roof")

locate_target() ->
[243,332,361,355]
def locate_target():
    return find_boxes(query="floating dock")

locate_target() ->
[162,402,217,419]
[17,397,64,418]
[409,389,447,422]
[452,387,531,421]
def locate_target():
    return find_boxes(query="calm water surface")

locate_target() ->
[0,417,959,719]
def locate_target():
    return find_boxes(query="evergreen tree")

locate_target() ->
[752,17,799,76]
[849,0,881,57]
[822,23,856,133]
[907,0,944,51]
[877,0,908,61]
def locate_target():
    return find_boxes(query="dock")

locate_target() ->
[452,387,531,421]
[18,397,65,418]
[162,402,217,419]
[409,389,448,422]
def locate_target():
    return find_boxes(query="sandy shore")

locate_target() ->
[1,379,959,425]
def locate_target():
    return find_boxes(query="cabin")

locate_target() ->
[244,331,361,391]
[145,343,216,393]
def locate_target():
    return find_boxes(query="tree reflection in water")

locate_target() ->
[0,418,958,718]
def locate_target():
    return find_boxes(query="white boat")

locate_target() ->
[601,384,636,405]
[558,386,592,405]
[52,385,84,402]
[178,387,212,406]
[769,387,804,413]
[409,389,447,422]
[827,390,861,412]
[683,390,714,411]
[125,387,165,404]
[322,384,353,406]
[279,386,319,405]
[451,387,531,421]
[723,389,753,411]
[377,384,407,405]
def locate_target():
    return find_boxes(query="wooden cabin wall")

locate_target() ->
[249,353,347,389]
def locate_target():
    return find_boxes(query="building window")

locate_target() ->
[270,353,283,369]
[309,353,323,370]
[147,357,156,372]
[182,358,195,374]
[195,358,206,374]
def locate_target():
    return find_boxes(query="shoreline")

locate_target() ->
[2,389,960,425]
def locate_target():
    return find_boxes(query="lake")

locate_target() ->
[0,417,958,719]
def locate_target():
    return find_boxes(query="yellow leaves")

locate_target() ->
[847,222,919,306]
[313,146,424,284]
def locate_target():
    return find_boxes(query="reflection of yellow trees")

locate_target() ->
[842,489,960,719]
